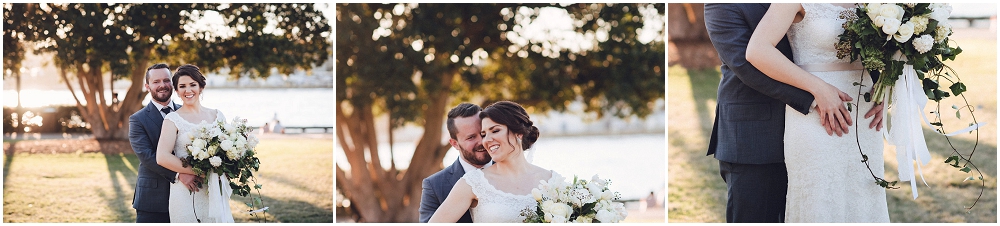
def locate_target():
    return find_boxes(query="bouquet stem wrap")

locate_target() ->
[883,63,932,199]
[207,171,235,222]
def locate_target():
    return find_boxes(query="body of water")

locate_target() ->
[3,88,334,128]
[335,133,666,200]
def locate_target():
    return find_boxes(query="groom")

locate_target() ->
[128,63,200,222]
[419,103,493,223]
[704,4,884,223]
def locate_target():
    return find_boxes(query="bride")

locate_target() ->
[429,101,557,223]
[747,3,889,222]
[155,64,235,223]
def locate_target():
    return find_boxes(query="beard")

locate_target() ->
[459,144,492,166]
[151,86,172,103]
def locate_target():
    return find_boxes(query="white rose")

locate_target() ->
[209,156,222,167]
[195,150,210,160]
[235,139,248,152]
[545,201,573,223]
[247,135,259,148]
[879,17,901,36]
[879,4,904,22]
[601,191,616,200]
[595,209,616,223]
[220,139,234,152]
[929,3,952,22]
[913,35,934,54]
[192,138,207,149]
[894,21,915,43]
[532,188,543,201]
[573,215,594,223]
[207,144,219,156]
[865,3,884,22]
[587,182,604,199]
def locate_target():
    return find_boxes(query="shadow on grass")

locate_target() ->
[101,140,141,222]
[668,67,727,222]
[884,127,997,222]
[233,193,333,223]
[4,141,16,186]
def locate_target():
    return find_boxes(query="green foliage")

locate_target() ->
[337,3,664,126]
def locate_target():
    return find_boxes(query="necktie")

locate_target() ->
[161,106,172,115]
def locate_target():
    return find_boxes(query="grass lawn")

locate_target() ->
[2,138,333,223]
[667,36,997,223]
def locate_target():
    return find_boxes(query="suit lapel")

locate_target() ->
[144,103,165,143]
[448,158,466,186]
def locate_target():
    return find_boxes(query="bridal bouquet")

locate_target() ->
[182,116,262,198]
[836,3,963,104]
[520,174,627,223]
[837,3,986,210]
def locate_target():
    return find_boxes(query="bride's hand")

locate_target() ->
[179,173,201,192]
[810,83,853,136]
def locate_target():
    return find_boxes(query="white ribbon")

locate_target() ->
[207,171,236,222]
[883,63,985,200]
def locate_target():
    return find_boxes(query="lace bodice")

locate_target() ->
[463,169,558,223]
[164,110,225,159]
[787,3,853,65]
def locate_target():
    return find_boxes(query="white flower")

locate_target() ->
[601,191,616,201]
[595,209,617,223]
[894,21,915,43]
[208,144,219,155]
[540,200,572,223]
[532,188,543,201]
[195,150,210,160]
[913,35,934,54]
[573,215,594,223]
[192,138,207,149]
[910,15,930,34]
[209,156,222,167]
[865,3,884,22]
[220,139,235,152]
[929,3,952,22]
[247,135,259,148]
[223,123,237,133]
[934,22,952,43]
[879,17,901,36]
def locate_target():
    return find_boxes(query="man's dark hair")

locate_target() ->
[145,63,170,84]
[446,103,482,140]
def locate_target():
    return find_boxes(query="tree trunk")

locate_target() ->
[58,60,149,140]
[667,3,719,70]
[335,70,456,222]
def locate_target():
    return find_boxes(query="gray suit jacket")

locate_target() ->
[419,158,473,223]
[704,3,814,164]
[128,102,182,213]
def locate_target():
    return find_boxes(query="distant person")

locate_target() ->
[272,120,285,134]
[261,122,271,135]
[128,63,200,223]
[646,191,657,208]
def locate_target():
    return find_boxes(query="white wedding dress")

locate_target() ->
[463,169,558,223]
[164,110,235,223]
[783,3,890,222]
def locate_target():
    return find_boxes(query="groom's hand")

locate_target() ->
[865,102,885,131]
[179,173,200,192]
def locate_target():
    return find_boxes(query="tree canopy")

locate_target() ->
[3,3,331,139]
[336,3,663,222]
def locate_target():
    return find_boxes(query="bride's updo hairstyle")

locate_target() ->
[480,101,540,150]
[172,64,207,90]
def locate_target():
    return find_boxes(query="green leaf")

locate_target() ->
[960,167,972,173]
[862,154,869,162]
[956,110,961,119]
[847,103,853,112]
[949,82,967,96]
[964,176,975,182]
